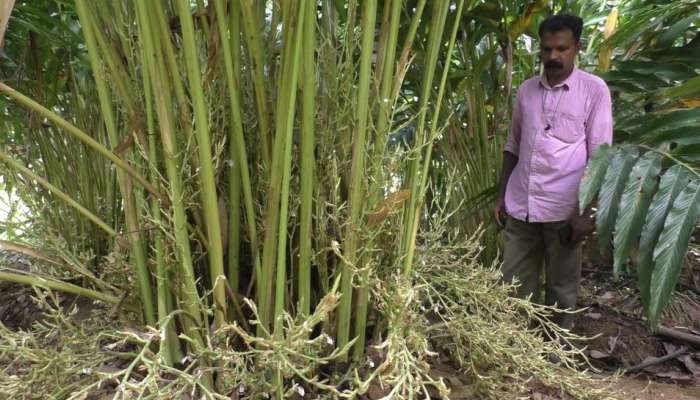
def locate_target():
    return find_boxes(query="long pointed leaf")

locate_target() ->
[597,147,639,253]
[649,178,700,328]
[656,14,699,48]
[638,164,690,311]
[613,152,661,276]
[657,75,700,101]
[579,144,613,212]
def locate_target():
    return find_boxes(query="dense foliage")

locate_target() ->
[0,0,698,398]
[579,0,700,328]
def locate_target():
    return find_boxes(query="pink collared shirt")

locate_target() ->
[504,67,613,223]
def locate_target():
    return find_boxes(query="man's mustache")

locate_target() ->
[545,61,564,69]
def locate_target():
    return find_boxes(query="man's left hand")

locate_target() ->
[570,212,595,243]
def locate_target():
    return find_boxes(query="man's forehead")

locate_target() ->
[540,30,576,45]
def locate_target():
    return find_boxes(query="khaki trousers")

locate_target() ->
[501,215,582,329]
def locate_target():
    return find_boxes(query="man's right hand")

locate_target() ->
[495,152,518,229]
[494,197,507,228]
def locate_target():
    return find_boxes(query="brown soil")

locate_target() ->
[568,264,700,400]
[0,253,43,330]
[612,378,700,400]
[0,282,42,330]
[574,308,662,368]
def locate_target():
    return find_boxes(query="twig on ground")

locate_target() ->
[657,326,700,348]
[623,346,687,374]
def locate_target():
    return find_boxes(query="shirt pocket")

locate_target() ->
[553,111,585,143]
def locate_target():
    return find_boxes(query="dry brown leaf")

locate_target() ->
[654,370,695,383]
[663,342,680,354]
[589,350,611,359]
[585,312,602,320]
[599,291,617,301]
[608,332,620,353]
[366,189,410,227]
[681,99,700,109]
[679,355,700,376]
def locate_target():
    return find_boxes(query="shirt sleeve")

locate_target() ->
[585,83,613,159]
[503,91,522,156]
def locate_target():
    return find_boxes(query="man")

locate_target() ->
[494,14,613,329]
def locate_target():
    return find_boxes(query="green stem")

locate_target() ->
[373,0,402,168]
[401,0,449,277]
[134,0,209,359]
[404,1,466,276]
[418,0,466,199]
[273,0,306,328]
[76,0,155,327]
[298,0,316,317]
[0,82,160,199]
[85,5,137,116]
[0,152,116,237]
[142,45,182,366]
[240,0,272,166]
[337,0,377,354]
[353,0,402,361]
[149,0,194,142]
[176,0,227,328]
[270,2,307,397]
[391,0,428,99]
[225,0,242,295]
[213,0,261,299]
[0,271,119,304]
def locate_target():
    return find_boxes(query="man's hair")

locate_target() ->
[538,14,584,42]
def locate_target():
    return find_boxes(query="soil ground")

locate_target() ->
[564,258,700,400]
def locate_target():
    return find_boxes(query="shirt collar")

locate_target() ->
[540,66,578,90]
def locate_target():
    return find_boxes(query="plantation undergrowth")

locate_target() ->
[0,229,617,399]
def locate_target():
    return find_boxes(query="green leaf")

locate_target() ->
[648,46,700,66]
[656,15,699,48]
[613,152,662,276]
[657,76,700,101]
[603,70,668,91]
[671,144,700,164]
[597,147,639,253]
[646,127,700,146]
[616,61,698,83]
[643,109,700,134]
[648,178,700,328]
[579,144,612,212]
[619,109,700,142]
[638,165,690,312]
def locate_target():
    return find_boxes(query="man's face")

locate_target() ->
[539,29,580,80]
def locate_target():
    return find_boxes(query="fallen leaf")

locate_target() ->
[367,384,390,400]
[679,355,700,376]
[589,350,610,359]
[608,331,620,353]
[654,370,694,383]
[585,312,602,320]
[599,291,617,301]
[95,365,122,375]
[663,342,680,354]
